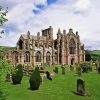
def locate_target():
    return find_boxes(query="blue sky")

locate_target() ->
[0,0,100,50]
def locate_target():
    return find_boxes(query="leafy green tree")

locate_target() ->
[0,6,8,100]
[0,6,8,36]
[0,59,11,100]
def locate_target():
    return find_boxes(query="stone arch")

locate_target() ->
[19,39,23,49]
[24,51,30,63]
[71,58,74,65]
[35,51,41,62]
[69,38,76,54]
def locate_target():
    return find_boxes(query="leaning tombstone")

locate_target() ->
[46,71,52,80]
[61,67,65,75]
[73,78,87,96]
[98,67,100,74]
[77,78,86,96]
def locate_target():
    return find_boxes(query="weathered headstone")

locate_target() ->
[95,60,99,70]
[90,60,93,71]
[53,67,58,74]
[46,71,52,80]
[61,67,65,75]
[77,78,86,96]
[98,67,100,74]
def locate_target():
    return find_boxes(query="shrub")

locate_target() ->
[29,67,42,90]
[0,89,7,100]
[12,64,23,84]
[80,62,91,73]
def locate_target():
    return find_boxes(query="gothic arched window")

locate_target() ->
[46,52,51,63]
[35,51,41,62]
[69,38,76,54]
[19,40,23,49]
[24,52,30,62]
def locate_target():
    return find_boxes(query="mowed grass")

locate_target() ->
[2,66,100,100]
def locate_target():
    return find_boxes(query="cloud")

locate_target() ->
[74,0,91,11]
[0,0,100,50]
[0,0,48,46]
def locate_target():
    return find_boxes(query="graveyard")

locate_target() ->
[0,1,100,99]
[1,64,100,100]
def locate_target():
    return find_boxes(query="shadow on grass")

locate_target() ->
[11,83,21,85]
[72,91,91,97]
[27,87,39,91]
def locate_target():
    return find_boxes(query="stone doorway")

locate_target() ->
[71,58,74,65]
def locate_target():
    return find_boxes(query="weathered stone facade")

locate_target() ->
[4,26,85,66]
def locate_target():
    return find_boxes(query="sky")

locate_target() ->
[0,0,100,50]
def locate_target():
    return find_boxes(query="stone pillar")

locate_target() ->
[61,34,65,64]
[32,39,35,66]
[21,53,24,65]
[43,40,45,66]
[57,28,61,64]
[52,40,54,65]
[57,44,60,64]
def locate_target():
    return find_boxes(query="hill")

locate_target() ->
[0,46,15,51]
[86,50,100,56]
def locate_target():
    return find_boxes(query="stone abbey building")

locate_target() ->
[4,26,85,66]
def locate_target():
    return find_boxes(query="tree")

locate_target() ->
[29,67,42,90]
[85,50,91,61]
[12,64,23,84]
[0,6,8,37]
[0,6,8,100]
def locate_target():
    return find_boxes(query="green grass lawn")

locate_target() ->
[2,66,100,100]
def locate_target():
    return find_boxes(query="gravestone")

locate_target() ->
[97,61,100,68]
[40,66,44,70]
[98,67,100,74]
[77,67,82,77]
[77,78,86,96]
[90,60,93,71]
[39,67,45,73]
[95,60,99,70]
[53,67,58,74]
[46,71,52,80]
[61,67,65,75]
